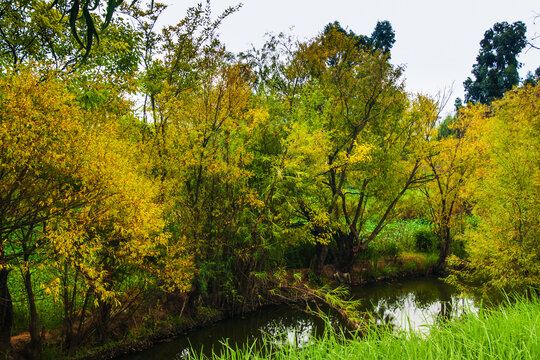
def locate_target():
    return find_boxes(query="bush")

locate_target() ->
[414,229,438,253]
[451,238,467,259]
[378,240,401,259]
[364,238,401,260]
[283,242,316,269]
[359,219,435,260]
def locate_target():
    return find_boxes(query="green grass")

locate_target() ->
[363,218,434,260]
[193,294,540,359]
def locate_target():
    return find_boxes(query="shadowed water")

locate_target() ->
[122,277,476,360]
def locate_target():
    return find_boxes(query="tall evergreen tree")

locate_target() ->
[370,20,395,54]
[463,21,527,104]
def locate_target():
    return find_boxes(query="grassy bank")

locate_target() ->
[194,294,539,360]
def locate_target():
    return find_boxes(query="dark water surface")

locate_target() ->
[123,277,476,360]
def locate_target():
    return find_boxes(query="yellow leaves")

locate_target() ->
[451,84,540,295]
[0,68,195,305]
[328,141,373,172]
[246,107,270,131]
[40,277,61,300]
[304,210,335,246]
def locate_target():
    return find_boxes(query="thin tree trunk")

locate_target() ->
[436,222,452,272]
[23,258,41,359]
[0,268,13,354]
[62,264,75,354]
[97,300,112,345]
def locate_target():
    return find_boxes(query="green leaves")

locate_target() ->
[52,0,133,63]
[464,21,527,104]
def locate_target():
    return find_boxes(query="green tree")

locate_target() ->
[0,0,145,72]
[48,0,144,61]
[263,26,437,274]
[463,21,527,104]
[322,20,395,54]
[369,20,395,54]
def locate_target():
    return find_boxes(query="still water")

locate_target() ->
[123,277,476,360]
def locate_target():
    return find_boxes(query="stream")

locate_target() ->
[122,277,477,360]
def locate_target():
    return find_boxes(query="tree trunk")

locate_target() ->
[436,223,452,273]
[97,300,112,345]
[0,268,13,354]
[23,263,41,359]
[313,244,328,276]
[331,230,358,274]
[62,265,75,354]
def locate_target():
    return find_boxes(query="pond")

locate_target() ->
[122,277,477,360]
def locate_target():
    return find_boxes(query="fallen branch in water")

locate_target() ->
[253,270,366,331]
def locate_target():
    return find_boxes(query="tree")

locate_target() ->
[48,0,143,61]
[463,21,527,104]
[369,20,395,54]
[0,70,92,353]
[138,2,274,309]
[420,110,487,271]
[264,26,437,274]
[0,69,192,356]
[448,84,540,296]
[0,0,146,71]
[322,20,395,55]
[523,66,540,86]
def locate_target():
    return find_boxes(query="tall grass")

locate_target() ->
[193,294,539,359]
[362,218,434,260]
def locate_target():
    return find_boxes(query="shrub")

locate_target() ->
[365,238,401,260]
[414,229,438,253]
[283,242,316,269]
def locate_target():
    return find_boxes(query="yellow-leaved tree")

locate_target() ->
[137,3,277,310]
[419,105,489,271]
[447,84,539,296]
[0,69,193,355]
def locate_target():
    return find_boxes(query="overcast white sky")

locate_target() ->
[158,0,539,115]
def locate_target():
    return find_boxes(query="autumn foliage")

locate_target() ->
[0,2,538,357]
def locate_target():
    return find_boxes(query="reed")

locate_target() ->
[193,293,539,360]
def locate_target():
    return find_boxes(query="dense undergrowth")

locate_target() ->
[8,218,440,337]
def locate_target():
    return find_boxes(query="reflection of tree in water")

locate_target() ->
[257,306,338,349]
[437,279,453,321]
[354,278,477,333]
[259,316,315,348]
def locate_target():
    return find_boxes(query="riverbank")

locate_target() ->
[192,293,539,360]
[117,278,461,360]
[9,255,440,360]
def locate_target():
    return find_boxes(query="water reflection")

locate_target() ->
[123,306,327,360]
[351,277,477,334]
[123,277,476,360]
